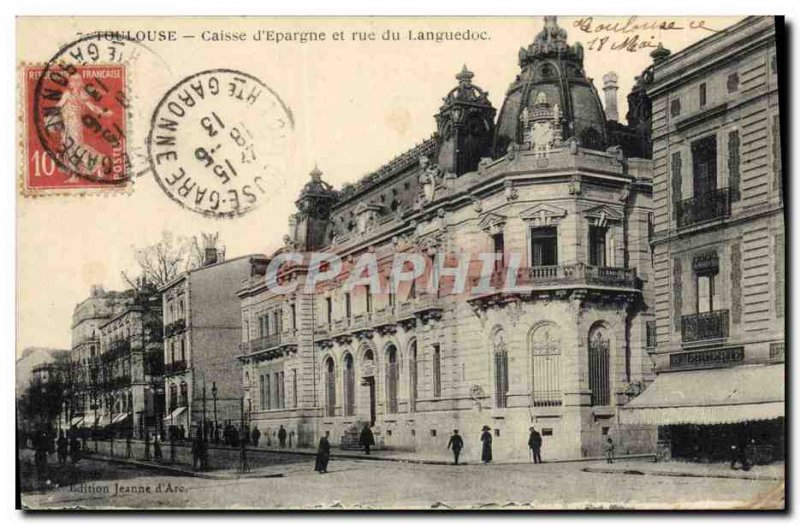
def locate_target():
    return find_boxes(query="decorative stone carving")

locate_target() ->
[354,202,382,235]
[472,197,483,213]
[568,175,582,195]
[504,180,519,201]
[583,204,624,227]
[418,156,442,204]
[478,212,507,236]
[519,203,568,226]
[506,142,520,160]
[520,91,564,158]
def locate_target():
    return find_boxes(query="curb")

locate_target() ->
[86,453,284,480]
[582,466,784,481]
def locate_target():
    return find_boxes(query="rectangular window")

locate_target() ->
[699,82,707,107]
[292,369,298,408]
[493,232,505,271]
[697,274,715,313]
[325,297,332,324]
[259,375,266,410]
[345,292,352,319]
[365,285,372,313]
[279,371,285,409]
[268,374,271,410]
[494,349,508,408]
[432,344,442,398]
[388,289,395,309]
[273,372,280,410]
[290,304,296,330]
[531,226,558,266]
[588,226,607,267]
[692,135,717,196]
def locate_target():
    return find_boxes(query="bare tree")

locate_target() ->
[122,231,223,290]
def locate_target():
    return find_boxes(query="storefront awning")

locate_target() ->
[80,413,100,428]
[111,413,129,424]
[162,406,186,423]
[619,364,784,426]
[69,416,84,427]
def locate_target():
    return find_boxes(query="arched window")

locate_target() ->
[179,381,188,407]
[493,330,509,408]
[408,341,418,412]
[386,346,399,414]
[325,357,336,417]
[531,324,562,407]
[588,325,611,406]
[343,354,355,416]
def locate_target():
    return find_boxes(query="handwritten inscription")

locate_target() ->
[574,16,719,54]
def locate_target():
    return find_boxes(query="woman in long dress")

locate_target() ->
[480,425,493,464]
[314,431,331,474]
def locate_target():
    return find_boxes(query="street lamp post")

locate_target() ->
[211,382,218,444]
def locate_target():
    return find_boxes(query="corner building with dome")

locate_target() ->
[238,17,659,460]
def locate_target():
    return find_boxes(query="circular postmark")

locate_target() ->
[147,69,293,218]
[32,33,173,186]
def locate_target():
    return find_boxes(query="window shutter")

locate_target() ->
[775,233,784,318]
[728,131,740,201]
[671,152,682,220]
[731,243,742,324]
[673,258,682,331]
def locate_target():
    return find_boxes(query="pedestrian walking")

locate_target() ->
[480,425,493,464]
[56,431,68,465]
[192,432,202,470]
[278,425,287,448]
[153,433,162,462]
[314,431,331,474]
[251,425,261,447]
[143,431,151,461]
[528,427,543,464]
[447,429,464,465]
[69,435,81,464]
[359,424,375,455]
[603,437,615,464]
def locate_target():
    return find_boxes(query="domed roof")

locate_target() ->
[493,16,609,156]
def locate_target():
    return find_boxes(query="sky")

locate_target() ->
[16,15,744,353]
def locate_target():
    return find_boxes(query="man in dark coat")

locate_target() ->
[447,429,464,465]
[56,431,69,465]
[480,425,492,464]
[359,424,375,455]
[251,426,261,447]
[314,431,331,474]
[528,427,543,464]
[278,425,287,448]
[69,435,81,464]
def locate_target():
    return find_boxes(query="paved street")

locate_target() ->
[20,448,783,510]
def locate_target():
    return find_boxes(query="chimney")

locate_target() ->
[602,72,619,122]
[204,247,218,266]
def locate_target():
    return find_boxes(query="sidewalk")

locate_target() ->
[582,459,785,481]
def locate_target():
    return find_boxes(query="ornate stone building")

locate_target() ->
[97,289,164,437]
[68,285,136,429]
[239,17,656,460]
[620,16,784,463]
[161,250,266,436]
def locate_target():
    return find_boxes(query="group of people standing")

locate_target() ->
[313,424,552,472]
[452,425,545,465]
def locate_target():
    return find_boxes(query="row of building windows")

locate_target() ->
[669,70,748,118]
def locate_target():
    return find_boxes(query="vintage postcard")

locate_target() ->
[15,15,785,510]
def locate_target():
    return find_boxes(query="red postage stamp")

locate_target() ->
[22,64,129,194]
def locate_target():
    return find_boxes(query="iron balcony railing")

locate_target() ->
[681,310,730,343]
[249,332,282,352]
[164,359,187,375]
[676,188,732,229]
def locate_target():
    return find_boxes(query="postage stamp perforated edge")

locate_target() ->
[17,61,135,199]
